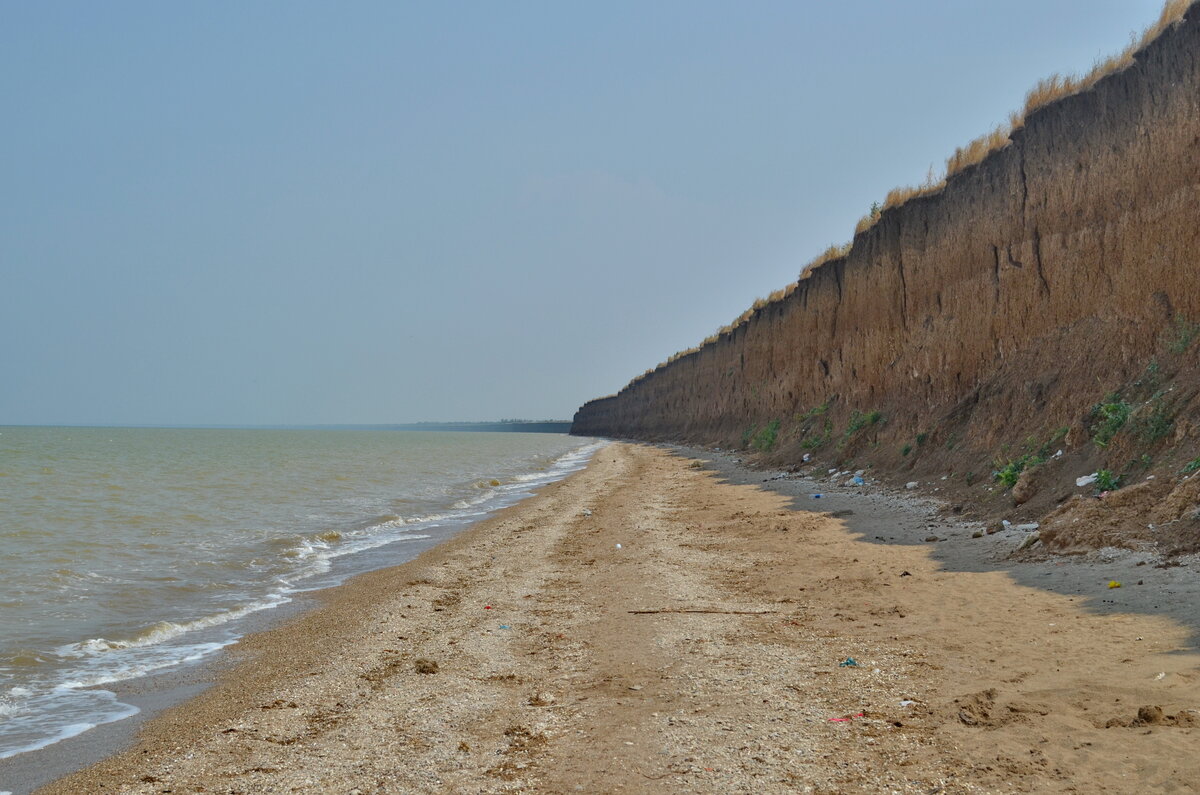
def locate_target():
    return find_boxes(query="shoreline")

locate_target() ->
[28,442,1200,793]
[1,440,602,795]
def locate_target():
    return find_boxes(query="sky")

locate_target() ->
[0,0,1174,426]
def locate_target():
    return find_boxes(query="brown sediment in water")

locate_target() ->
[34,444,1200,793]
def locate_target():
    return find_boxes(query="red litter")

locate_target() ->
[828,712,865,722]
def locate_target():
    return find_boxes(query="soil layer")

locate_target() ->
[571,6,1200,555]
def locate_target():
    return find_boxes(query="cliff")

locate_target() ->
[573,6,1200,553]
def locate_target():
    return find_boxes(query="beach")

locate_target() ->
[33,442,1200,793]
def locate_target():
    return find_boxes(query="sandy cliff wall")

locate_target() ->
[573,10,1200,476]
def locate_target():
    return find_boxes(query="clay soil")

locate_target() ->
[37,443,1200,793]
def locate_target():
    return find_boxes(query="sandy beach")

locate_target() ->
[31,443,1200,793]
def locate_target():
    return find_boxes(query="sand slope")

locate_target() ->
[38,443,1200,793]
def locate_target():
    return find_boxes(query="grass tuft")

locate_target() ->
[751,419,782,452]
[994,453,1044,489]
[1094,469,1122,492]
[1166,314,1200,354]
[1090,394,1133,448]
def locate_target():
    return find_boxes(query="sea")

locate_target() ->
[0,426,601,764]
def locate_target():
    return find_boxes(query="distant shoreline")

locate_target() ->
[0,422,574,433]
[374,421,573,433]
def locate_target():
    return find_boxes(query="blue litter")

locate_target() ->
[811,494,823,499]
[838,657,858,668]
[499,625,512,630]
[851,476,865,486]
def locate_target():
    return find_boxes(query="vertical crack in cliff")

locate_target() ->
[897,245,909,330]
[1032,226,1050,297]
[991,245,1002,304]
[1018,132,1050,298]
[1018,136,1030,219]
[830,263,843,336]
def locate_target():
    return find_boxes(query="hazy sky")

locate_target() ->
[1,1,1171,425]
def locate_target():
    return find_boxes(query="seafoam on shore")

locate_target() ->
[0,427,602,768]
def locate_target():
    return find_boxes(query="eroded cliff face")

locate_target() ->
[573,9,1200,497]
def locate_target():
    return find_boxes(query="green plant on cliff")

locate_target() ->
[838,410,883,451]
[1133,392,1175,443]
[1130,453,1153,470]
[801,419,832,450]
[1181,457,1200,475]
[1135,359,1162,391]
[845,410,883,437]
[1022,427,1069,461]
[751,419,782,452]
[1094,469,1121,492]
[1089,394,1133,448]
[1167,315,1200,355]
[798,402,829,421]
[993,453,1044,489]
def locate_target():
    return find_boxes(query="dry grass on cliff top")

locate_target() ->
[624,0,1194,392]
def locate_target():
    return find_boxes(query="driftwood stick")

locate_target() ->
[628,608,779,615]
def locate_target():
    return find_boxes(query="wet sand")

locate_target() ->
[27,443,1200,793]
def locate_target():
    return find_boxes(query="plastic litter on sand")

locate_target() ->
[828,712,866,722]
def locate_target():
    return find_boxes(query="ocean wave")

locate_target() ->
[0,434,607,762]
[57,641,230,689]
[451,492,494,511]
[61,593,291,657]
[0,694,138,760]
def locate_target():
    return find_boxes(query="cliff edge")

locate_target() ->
[573,5,1200,555]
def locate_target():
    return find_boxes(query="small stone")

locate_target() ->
[906,481,919,490]
[1012,469,1037,505]
[924,535,939,543]
[971,530,984,538]
[1137,705,1165,725]
[414,659,439,674]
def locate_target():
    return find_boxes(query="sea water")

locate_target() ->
[0,427,600,760]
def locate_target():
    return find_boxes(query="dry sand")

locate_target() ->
[32,443,1200,793]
